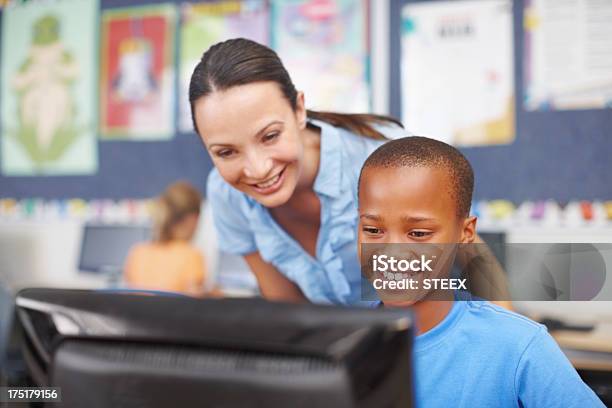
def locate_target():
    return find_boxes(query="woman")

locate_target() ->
[190,38,510,306]
[124,181,207,296]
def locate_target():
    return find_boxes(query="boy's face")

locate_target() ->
[358,165,476,305]
[358,165,475,245]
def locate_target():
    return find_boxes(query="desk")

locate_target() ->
[561,348,612,372]
[552,322,612,371]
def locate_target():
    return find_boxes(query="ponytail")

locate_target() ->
[306,110,403,140]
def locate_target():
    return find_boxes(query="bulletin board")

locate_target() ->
[391,0,612,202]
[0,0,372,200]
[0,0,221,199]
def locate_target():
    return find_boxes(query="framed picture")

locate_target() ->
[100,4,176,140]
[1,0,99,175]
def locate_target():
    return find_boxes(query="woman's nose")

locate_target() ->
[243,154,273,180]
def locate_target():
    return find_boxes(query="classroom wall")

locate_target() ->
[1,0,610,202]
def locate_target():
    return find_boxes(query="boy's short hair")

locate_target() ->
[360,136,474,218]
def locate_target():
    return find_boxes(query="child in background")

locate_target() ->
[124,181,207,297]
[357,137,604,407]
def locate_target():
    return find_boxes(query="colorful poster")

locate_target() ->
[0,0,98,175]
[179,0,269,133]
[271,0,370,113]
[100,4,176,139]
[524,0,612,111]
[401,0,515,146]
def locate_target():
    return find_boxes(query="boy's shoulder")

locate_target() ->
[463,300,543,332]
[457,301,604,407]
[458,300,547,352]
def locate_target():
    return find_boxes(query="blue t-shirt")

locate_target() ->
[207,119,404,304]
[414,300,604,407]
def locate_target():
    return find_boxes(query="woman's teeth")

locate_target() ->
[256,172,280,189]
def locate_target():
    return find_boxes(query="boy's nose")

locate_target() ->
[386,232,409,244]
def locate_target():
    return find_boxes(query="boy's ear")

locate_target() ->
[460,216,477,244]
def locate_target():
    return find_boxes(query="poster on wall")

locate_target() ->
[100,4,176,140]
[179,0,269,133]
[524,0,612,111]
[401,0,515,146]
[271,0,370,113]
[0,0,98,176]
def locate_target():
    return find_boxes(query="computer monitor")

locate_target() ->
[0,284,14,367]
[78,224,151,274]
[13,288,414,407]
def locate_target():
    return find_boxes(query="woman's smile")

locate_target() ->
[248,165,287,195]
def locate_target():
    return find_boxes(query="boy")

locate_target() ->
[357,136,604,407]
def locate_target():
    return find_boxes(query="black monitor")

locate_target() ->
[78,224,151,274]
[0,284,14,367]
[13,288,414,407]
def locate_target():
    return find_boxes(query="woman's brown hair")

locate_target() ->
[152,181,202,242]
[188,38,403,140]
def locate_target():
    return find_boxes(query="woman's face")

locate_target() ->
[193,81,307,208]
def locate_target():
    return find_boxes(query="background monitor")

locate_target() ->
[12,288,414,408]
[478,231,507,269]
[78,224,151,274]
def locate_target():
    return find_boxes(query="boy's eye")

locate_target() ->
[262,132,279,143]
[408,231,432,238]
[362,226,382,235]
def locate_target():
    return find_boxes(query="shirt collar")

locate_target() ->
[310,119,342,198]
[414,300,467,353]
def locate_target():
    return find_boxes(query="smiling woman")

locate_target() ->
[189,38,405,304]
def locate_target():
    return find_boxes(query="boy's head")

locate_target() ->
[358,136,476,246]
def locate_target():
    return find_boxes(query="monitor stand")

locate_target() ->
[99,266,122,289]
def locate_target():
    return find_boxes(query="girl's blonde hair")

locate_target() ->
[152,181,202,242]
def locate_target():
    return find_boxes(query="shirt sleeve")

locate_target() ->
[206,170,257,255]
[516,326,605,407]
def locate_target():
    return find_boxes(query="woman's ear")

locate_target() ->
[460,216,477,244]
[296,91,307,130]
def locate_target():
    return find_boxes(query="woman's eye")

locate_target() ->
[363,227,382,235]
[409,231,431,238]
[262,132,279,143]
[216,149,235,158]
